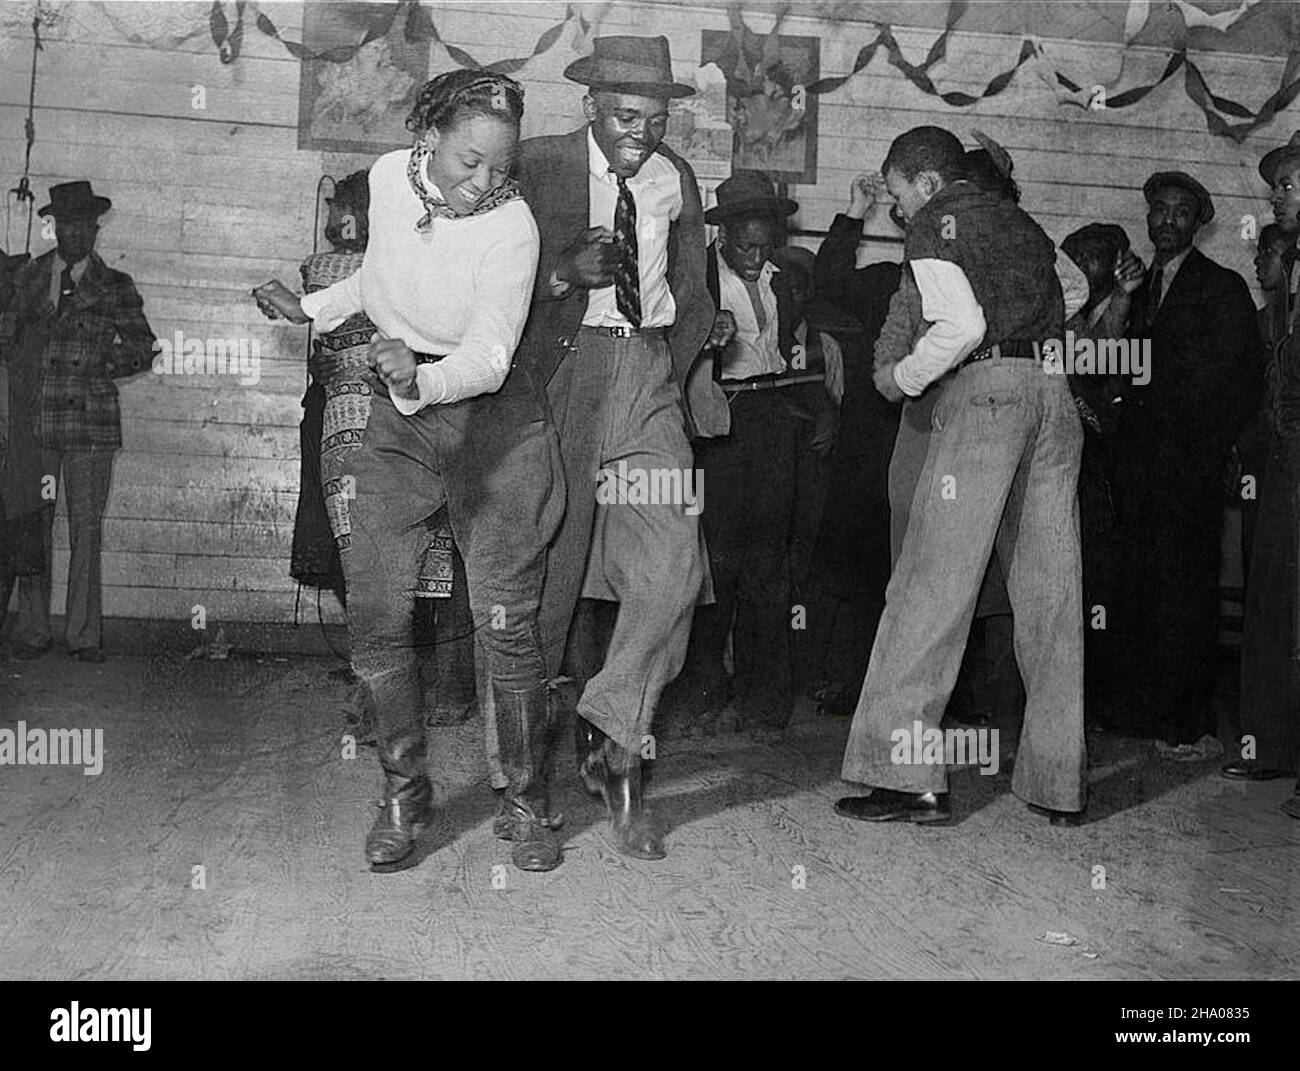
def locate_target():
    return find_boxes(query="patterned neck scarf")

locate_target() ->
[407,142,520,232]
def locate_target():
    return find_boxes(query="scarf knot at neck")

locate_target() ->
[407,143,520,232]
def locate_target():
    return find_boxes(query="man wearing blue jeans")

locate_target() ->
[836,126,1086,826]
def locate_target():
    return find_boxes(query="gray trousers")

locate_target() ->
[842,359,1086,811]
[538,327,703,753]
[14,447,115,653]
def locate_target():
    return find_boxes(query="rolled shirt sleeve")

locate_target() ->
[892,258,987,397]
[1055,247,1089,322]
[300,269,364,333]
[392,212,541,414]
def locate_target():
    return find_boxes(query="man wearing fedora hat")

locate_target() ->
[1102,170,1259,757]
[0,181,155,663]
[672,170,831,739]
[514,35,729,860]
[1224,133,1300,816]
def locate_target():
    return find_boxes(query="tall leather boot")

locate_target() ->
[494,683,563,872]
[580,737,665,861]
[365,730,432,866]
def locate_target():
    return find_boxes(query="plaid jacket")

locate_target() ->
[0,250,155,451]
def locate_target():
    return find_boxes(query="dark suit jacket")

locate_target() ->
[514,126,727,438]
[1123,246,1261,483]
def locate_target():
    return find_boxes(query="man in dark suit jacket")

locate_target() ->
[514,35,727,860]
[0,182,155,663]
[1107,171,1261,756]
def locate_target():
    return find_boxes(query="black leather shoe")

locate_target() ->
[834,789,952,824]
[365,773,432,866]
[12,642,50,661]
[492,789,563,841]
[1028,804,1085,827]
[581,739,665,860]
[1221,762,1293,781]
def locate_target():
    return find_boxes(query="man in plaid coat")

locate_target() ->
[1,181,155,662]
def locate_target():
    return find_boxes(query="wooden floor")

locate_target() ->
[1,650,1297,980]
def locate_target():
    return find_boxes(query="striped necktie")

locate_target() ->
[613,175,642,328]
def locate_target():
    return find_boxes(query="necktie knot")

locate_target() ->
[58,266,76,313]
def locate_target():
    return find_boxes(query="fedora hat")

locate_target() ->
[564,35,694,99]
[38,180,111,219]
[1259,130,1300,185]
[704,170,798,225]
[1142,170,1214,223]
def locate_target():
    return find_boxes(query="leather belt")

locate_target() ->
[960,339,1042,368]
[581,324,667,339]
[722,372,824,393]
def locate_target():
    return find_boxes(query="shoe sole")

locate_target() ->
[366,816,430,872]
[834,801,954,825]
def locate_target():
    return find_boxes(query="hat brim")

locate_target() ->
[563,57,694,98]
[704,197,799,224]
[1260,145,1300,185]
[38,197,111,219]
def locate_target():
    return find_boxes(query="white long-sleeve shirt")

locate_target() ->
[892,247,1087,397]
[300,148,540,414]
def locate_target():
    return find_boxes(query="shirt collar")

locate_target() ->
[588,127,614,182]
[1155,245,1192,280]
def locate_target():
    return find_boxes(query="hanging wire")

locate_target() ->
[5,7,50,256]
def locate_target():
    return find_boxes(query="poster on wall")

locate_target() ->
[297,1,429,153]
[699,29,819,185]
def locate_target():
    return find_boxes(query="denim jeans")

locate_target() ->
[842,358,1087,811]
[343,384,563,765]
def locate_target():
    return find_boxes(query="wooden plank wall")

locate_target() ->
[0,0,1291,627]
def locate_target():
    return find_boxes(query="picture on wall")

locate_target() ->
[297,1,429,153]
[699,28,819,184]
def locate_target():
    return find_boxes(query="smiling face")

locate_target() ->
[424,113,518,217]
[1270,160,1300,235]
[1146,185,1201,262]
[585,91,670,178]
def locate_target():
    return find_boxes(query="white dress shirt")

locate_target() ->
[1151,245,1192,307]
[892,259,987,397]
[582,128,680,329]
[300,148,540,414]
[717,256,785,380]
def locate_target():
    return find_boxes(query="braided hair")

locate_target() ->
[405,68,525,139]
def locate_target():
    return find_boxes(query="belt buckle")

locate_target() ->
[605,324,637,338]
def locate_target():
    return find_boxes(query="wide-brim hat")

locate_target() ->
[1143,170,1214,223]
[38,180,111,219]
[970,129,1013,178]
[564,35,695,99]
[705,169,798,224]
[1259,130,1300,185]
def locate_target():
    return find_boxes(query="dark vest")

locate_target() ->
[904,182,1062,348]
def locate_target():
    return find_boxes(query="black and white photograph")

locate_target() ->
[0,0,1297,1016]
